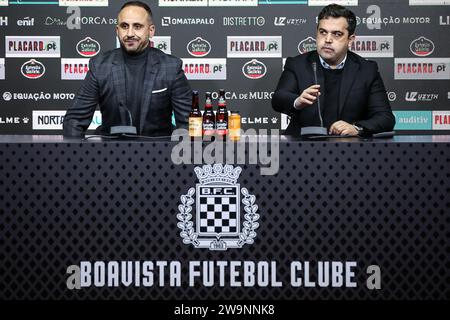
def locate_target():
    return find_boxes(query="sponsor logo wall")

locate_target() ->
[0,1,449,134]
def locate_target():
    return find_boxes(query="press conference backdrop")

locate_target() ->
[0,0,449,135]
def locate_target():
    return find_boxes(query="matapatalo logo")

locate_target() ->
[410,36,434,57]
[178,164,259,250]
[76,37,100,57]
[187,37,211,57]
[0,1,8,6]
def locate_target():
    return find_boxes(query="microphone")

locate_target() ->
[300,62,328,136]
[110,103,137,136]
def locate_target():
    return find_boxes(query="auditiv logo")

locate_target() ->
[187,37,211,57]
[76,37,101,57]
[21,59,45,79]
[178,164,260,250]
[242,59,267,79]
[410,36,434,57]
[298,36,316,54]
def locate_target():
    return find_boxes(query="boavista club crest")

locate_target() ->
[177,164,260,251]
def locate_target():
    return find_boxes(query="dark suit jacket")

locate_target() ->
[63,47,192,137]
[272,50,395,135]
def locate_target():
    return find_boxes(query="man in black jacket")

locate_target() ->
[272,4,395,136]
[63,1,191,137]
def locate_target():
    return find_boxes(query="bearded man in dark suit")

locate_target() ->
[63,1,191,137]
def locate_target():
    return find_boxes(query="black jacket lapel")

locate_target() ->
[139,48,161,134]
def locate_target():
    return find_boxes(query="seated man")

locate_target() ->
[272,4,395,136]
[63,1,191,137]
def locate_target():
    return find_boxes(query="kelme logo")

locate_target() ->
[76,37,101,57]
[187,37,211,57]
[21,59,45,79]
[410,36,434,57]
[298,36,317,54]
[242,59,267,79]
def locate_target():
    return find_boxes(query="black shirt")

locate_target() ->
[322,67,344,129]
[123,46,149,131]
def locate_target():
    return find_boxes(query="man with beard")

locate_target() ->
[272,4,395,136]
[63,1,191,137]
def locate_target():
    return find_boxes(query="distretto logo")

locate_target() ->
[394,58,450,80]
[409,0,450,5]
[61,59,90,80]
[242,59,267,79]
[21,59,45,79]
[6,36,60,58]
[0,58,5,80]
[393,111,432,130]
[32,110,101,130]
[350,36,394,58]
[308,0,358,6]
[433,111,450,130]
[77,37,100,57]
[0,1,8,6]
[298,37,316,54]
[182,58,226,80]
[410,36,434,57]
[223,16,265,27]
[227,36,282,58]
[187,37,211,57]
[59,0,108,6]
[162,17,214,26]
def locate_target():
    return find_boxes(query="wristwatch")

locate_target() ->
[352,124,364,136]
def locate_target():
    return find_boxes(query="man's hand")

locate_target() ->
[294,84,321,109]
[329,120,358,136]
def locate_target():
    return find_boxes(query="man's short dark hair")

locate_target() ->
[318,4,356,36]
[120,1,153,23]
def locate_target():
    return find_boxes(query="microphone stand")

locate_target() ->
[300,61,328,136]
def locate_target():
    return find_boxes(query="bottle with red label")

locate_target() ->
[202,92,215,137]
[216,89,228,136]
